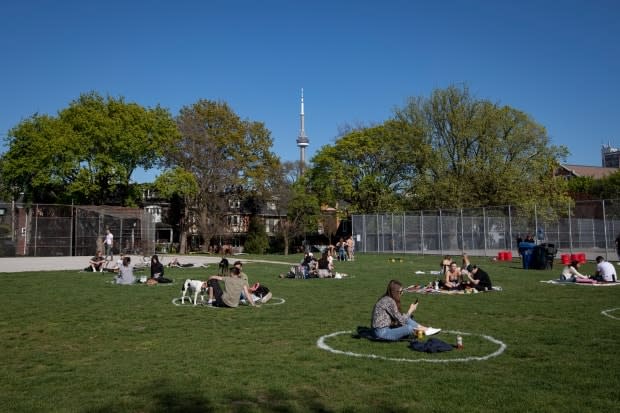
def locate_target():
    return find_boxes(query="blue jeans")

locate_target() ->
[374,318,419,341]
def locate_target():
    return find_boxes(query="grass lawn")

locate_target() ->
[1,253,619,412]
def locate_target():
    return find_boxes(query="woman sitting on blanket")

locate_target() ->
[441,261,463,290]
[371,279,441,341]
[561,260,589,282]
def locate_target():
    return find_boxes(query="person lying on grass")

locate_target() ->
[371,279,441,341]
[206,267,256,307]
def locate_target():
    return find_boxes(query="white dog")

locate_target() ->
[181,279,207,305]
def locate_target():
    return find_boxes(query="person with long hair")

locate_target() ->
[371,279,441,341]
[150,254,172,283]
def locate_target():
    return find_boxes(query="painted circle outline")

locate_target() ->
[317,329,506,363]
[171,296,286,307]
[601,307,620,320]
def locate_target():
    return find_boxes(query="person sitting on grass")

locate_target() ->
[115,256,136,285]
[441,261,462,290]
[560,260,589,282]
[88,250,106,272]
[206,267,256,308]
[460,254,493,291]
[371,279,441,341]
[593,256,617,282]
[150,254,172,283]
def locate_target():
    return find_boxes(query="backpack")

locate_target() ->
[409,338,454,353]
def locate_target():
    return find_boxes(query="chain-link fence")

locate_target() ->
[0,203,156,257]
[352,199,620,259]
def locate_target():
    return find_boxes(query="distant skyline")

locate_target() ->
[1,0,618,182]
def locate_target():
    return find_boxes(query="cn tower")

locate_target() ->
[296,88,309,174]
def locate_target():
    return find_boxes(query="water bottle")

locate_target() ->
[434,280,439,291]
[456,335,463,349]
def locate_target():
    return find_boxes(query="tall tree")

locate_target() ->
[165,99,279,251]
[0,92,178,205]
[308,120,425,213]
[394,85,571,210]
[153,167,199,254]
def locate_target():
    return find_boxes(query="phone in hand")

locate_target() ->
[414,298,419,304]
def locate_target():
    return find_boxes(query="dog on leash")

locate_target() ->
[181,279,208,305]
[218,257,230,275]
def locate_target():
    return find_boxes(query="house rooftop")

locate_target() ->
[559,164,618,179]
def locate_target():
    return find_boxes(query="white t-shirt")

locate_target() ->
[596,261,616,282]
[105,232,113,246]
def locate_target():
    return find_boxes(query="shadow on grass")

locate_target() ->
[81,379,336,413]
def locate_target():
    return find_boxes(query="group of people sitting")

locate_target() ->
[438,254,493,292]
[205,260,272,307]
[87,252,173,285]
[281,250,338,279]
[561,256,617,283]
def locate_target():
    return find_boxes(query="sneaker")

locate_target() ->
[425,327,441,336]
[260,292,272,304]
[207,299,214,306]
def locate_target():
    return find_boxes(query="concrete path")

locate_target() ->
[0,255,297,273]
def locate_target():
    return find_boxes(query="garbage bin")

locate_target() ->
[519,241,536,269]
[530,243,557,270]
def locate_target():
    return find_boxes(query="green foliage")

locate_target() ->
[308,120,422,213]
[243,216,269,254]
[568,171,620,201]
[0,92,178,205]
[307,85,571,214]
[165,99,280,250]
[395,85,571,210]
[287,176,321,237]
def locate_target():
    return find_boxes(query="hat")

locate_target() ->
[308,252,313,257]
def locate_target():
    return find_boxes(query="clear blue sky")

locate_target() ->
[1,0,618,182]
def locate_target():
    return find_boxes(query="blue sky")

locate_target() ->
[1,0,618,182]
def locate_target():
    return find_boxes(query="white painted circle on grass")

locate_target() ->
[601,308,620,320]
[317,329,506,363]
[171,296,286,307]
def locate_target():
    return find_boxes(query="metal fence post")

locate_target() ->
[602,199,608,258]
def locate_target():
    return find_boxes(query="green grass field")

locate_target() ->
[1,254,619,412]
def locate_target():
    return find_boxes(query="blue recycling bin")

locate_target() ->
[518,241,536,269]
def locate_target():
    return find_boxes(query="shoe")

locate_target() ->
[260,292,272,304]
[425,327,441,336]
[207,300,214,306]
[92,268,96,272]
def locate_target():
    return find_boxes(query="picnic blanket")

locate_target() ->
[404,285,502,295]
[540,279,620,286]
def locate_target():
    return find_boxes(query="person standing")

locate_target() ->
[104,229,114,262]
[346,236,355,261]
[615,234,620,261]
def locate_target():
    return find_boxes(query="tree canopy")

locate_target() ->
[0,92,178,205]
[163,99,280,251]
[308,85,571,213]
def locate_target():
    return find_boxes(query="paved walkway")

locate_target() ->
[0,255,297,273]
